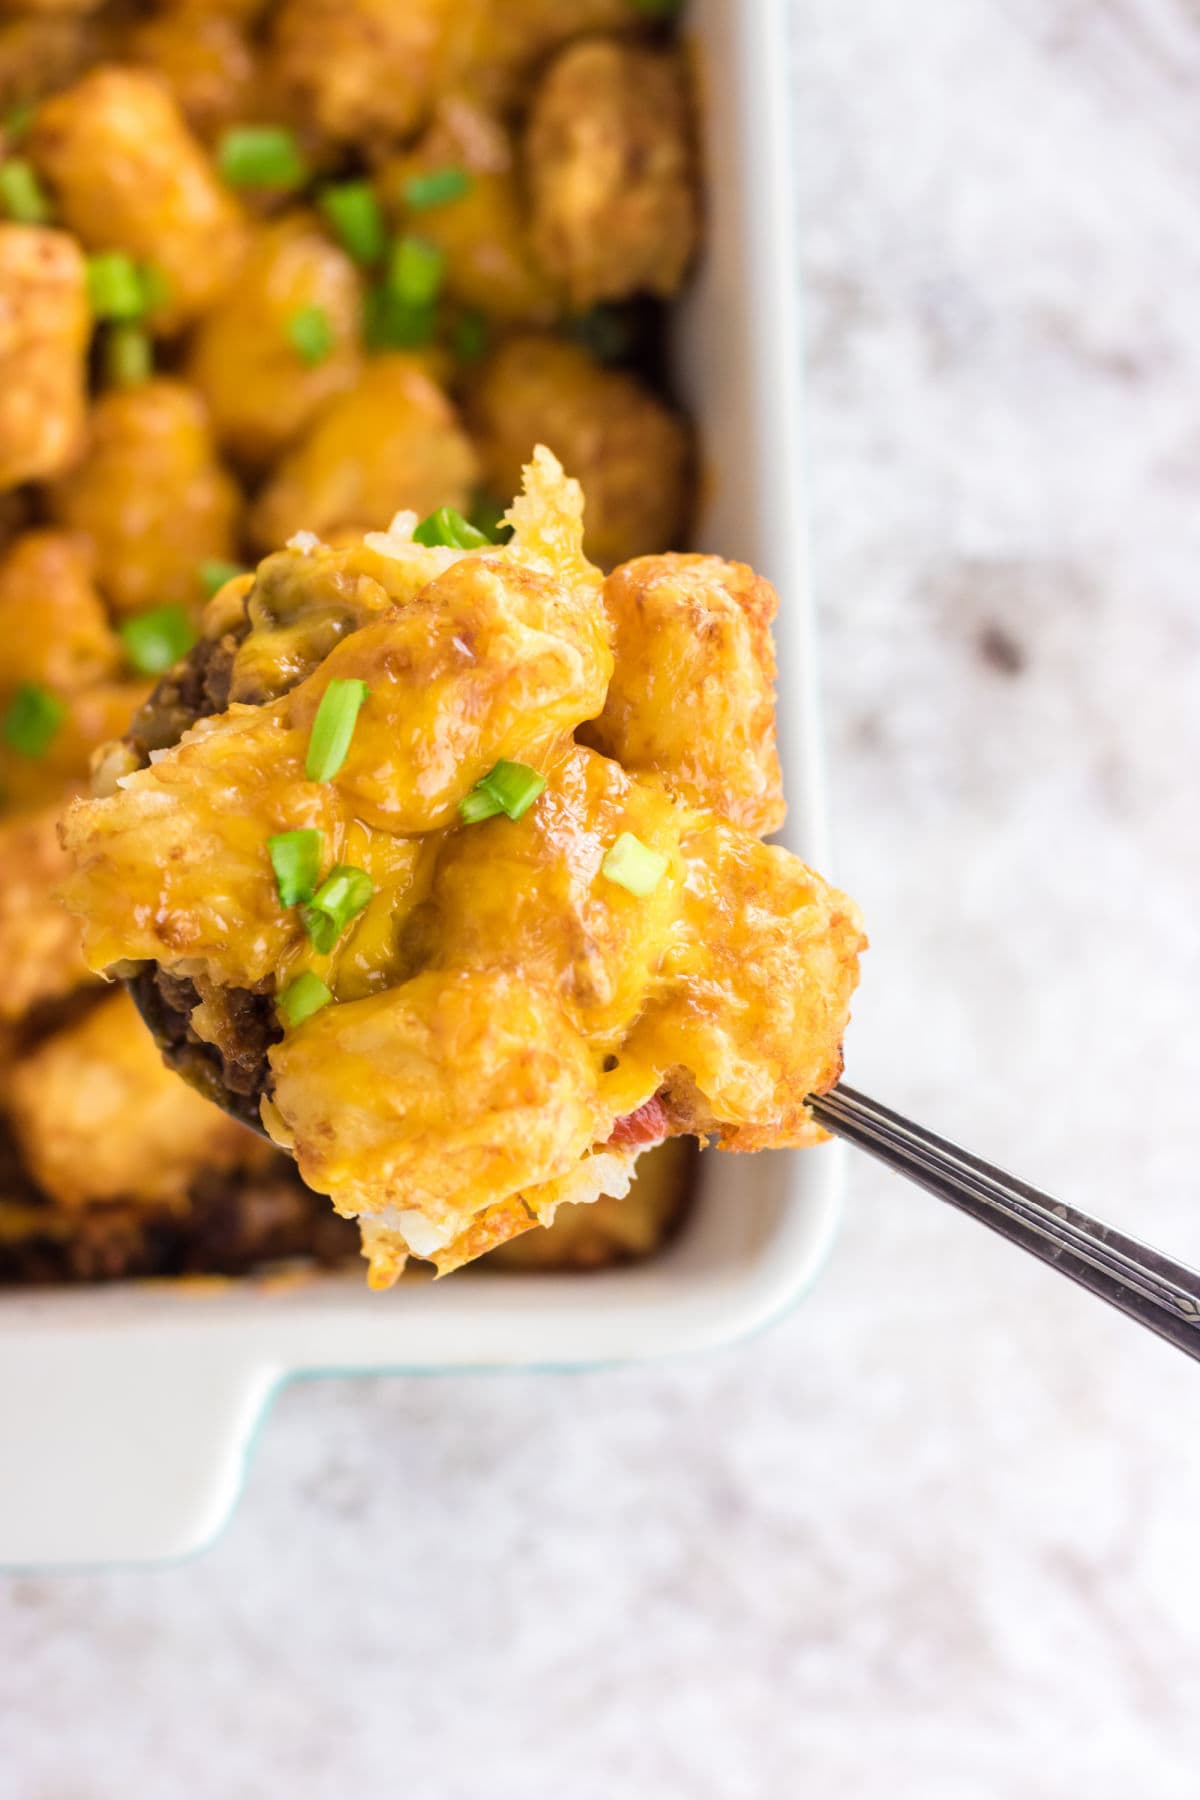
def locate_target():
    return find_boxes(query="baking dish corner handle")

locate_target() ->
[0,1331,280,1568]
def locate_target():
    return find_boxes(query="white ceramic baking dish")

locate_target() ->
[0,0,839,1566]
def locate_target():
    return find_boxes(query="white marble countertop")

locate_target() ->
[5,2,1200,1793]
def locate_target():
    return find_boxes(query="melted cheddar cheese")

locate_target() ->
[62,450,865,1285]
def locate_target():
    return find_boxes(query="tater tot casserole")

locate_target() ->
[61,451,865,1285]
[0,0,709,1284]
[2,0,863,1291]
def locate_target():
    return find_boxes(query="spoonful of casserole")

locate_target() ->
[60,449,865,1287]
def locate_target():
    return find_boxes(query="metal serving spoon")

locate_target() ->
[810,1084,1200,1364]
[129,972,1200,1359]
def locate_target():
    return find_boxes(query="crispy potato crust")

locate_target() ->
[187,213,364,467]
[0,225,89,489]
[47,378,240,616]
[29,66,248,331]
[468,336,691,570]
[526,40,698,308]
[248,355,478,550]
[587,554,786,835]
[7,988,258,1210]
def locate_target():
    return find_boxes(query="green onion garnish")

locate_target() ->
[387,235,445,308]
[103,322,152,388]
[402,165,471,211]
[217,126,307,191]
[0,159,51,225]
[86,251,146,321]
[318,180,385,266]
[601,832,668,897]
[452,308,487,363]
[199,558,247,598]
[363,285,436,351]
[3,104,34,145]
[2,683,64,758]
[139,263,171,315]
[302,864,373,954]
[304,677,370,782]
[630,0,684,14]
[268,828,322,908]
[467,492,512,544]
[412,506,491,550]
[459,760,545,825]
[277,971,333,1028]
[287,304,334,367]
[118,605,197,675]
[459,786,502,825]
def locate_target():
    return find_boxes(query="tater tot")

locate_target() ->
[0,530,118,695]
[249,354,478,549]
[124,4,257,144]
[468,335,690,568]
[453,0,638,113]
[0,677,149,813]
[267,0,452,146]
[380,97,558,326]
[0,225,89,491]
[586,555,786,836]
[7,989,255,1209]
[47,378,240,615]
[631,827,865,1150]
[0,798,94,1023]
[525,40,698,308]
[29,66,248,331]
[187,213,363,466]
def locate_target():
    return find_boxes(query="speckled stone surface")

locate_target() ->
[4,3,1200,1793]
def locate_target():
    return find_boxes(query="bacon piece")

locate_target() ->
[606,1093,672,1149]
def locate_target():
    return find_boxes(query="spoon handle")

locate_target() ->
[809,1084,1200,1364]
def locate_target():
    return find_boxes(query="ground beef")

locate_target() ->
[0,1166,357,1286]
[128,965,280,1133]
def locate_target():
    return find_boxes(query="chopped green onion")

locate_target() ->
[402,165,471,210]
[412,506,490,550]
[0,159,51,225]
[287,304,334,366]
[601,831,668,897]
[4,104,34,145]
[199,558,247,598]
[305,677,369,782]
[459,759,545,826]
[387,234,445,307]
[2,683,64,758]
[467,492,512,544]
[86,251,145,321]
[268,828,322,908]
[302,864,373,953]
[630,0,684,14]
[452,308,487,363]
[103,323,152,388]
[481,761,545,820]
[277,971,333,1028]
[118,604,197,675]
[459,785,503,825]
[217,126,307,191]
[318,179,386,265]
[139,263,171,315]
[363,284,436,350]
